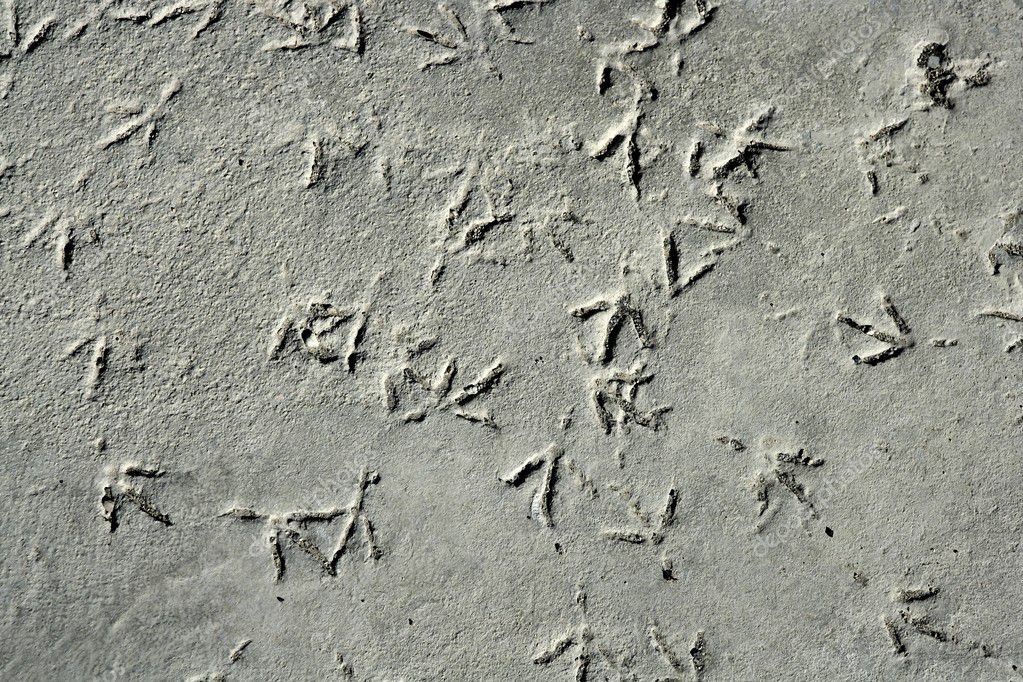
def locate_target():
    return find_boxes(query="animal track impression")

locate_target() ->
[499,443,596,528]
[746,446,825,532]
[881,584,949,656]
[590,365,672,435]
[649,624,708,681]
[572,293,652,365]
[100,463,172,532]
[603,483,678,546]
[255,0,362,53]
[532,584,594,680]
[269,300,367,368]
[62,302,121,401]
[96,78,182,152]
[404,3,499,75]
[382,355,506,428]
[221,467,381,582]
[837,295,913,366]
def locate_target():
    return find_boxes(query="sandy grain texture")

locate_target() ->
[1,0,1022,679]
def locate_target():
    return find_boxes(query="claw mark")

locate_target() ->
[707,182,748,228]
[585,64,668,202]
[900,612,949,642]
[221,467,381,582]
[96,77,182,151]
[20,15,55,53]
[633,0,714,43]
[685,138,703,177]
[662,231,678,289]
[65,0,222,39]
[0,2,56,92]
[100,462,171,532]
[572,293,651,364]
[751,472,770,519]
[450,358,505,405]
[690,630,708,680]
[867,119,910,143]
[405,3,499,75]
[855,118,909,195]
[587,83,647,200]
[63,299,120,401]
[229,639,252,663]
[543,208,582,263]
[428,148,522,284]
[327,466,382,564]
[985,208,1022,275]
[676,259,716,295]
[19,209,81,275]
[672,109,788,238]
[979,309,1023,323]
[649,625,707,681]
[17,202,101,275]
[591,365,671,434]
[837,295,913,366]
[383,354,505,428]
[774,449,824,467]
[269,275,380,370]
[892,585,940,603]
[336,1,363,53]
[603,483,678,546]
[707,106,791,181]
[679,214,736,234]
[595,0,715,93]
[302,132,327,188]
[648,625,684,676]
[872,206,907,225]
[746,446,826,531]
[270,302,355,364]
[80,336,107,398]
[662,229,716,297]
[500,444,562,527]
[283,109,380,189]
[661,193,745,293]
[269,301,332,362]
[715,435,745,451]
[659,553,677,581]
[0,2,56,56]
[486,0,554,43]
[335,651,356,679]
[533,584,593,680]
[882,615,906,656]
[256,0,362,53]
[864,169,879,195]
[147,0,223,37]
[773,470,813,514]
[881,584,954,656]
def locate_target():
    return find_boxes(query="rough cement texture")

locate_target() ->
[1,0,1022,679]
